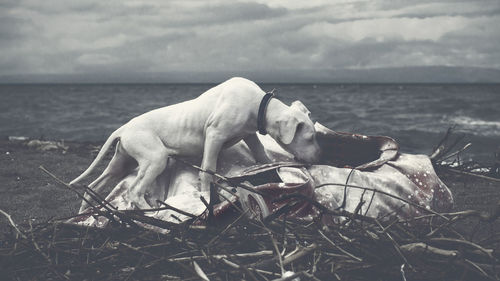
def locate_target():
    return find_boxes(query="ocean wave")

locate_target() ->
[447,116,500,136]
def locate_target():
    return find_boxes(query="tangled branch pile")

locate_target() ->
[431,126,500,181]
[1,194,499,281]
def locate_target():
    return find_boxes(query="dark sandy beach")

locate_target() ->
[1,138,499,231]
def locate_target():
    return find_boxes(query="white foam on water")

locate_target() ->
[447,116,500,136]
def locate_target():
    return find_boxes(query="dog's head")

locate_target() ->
[271,100,321,163]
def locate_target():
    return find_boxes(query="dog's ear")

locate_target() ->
[278,117,300,145]
[291,101,311,117]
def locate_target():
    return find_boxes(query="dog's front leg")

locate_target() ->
[199,128,225,193]
[244,133,272,164]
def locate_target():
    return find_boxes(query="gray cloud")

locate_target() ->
[0,15,38,44]
[0,0,499,82]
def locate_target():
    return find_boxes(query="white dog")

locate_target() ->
[70,77,320,212]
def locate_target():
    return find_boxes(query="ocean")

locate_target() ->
[1,83,499,163]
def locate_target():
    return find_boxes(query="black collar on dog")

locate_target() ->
[257,91,275,135]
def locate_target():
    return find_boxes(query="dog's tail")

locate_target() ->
[69,127,122,186]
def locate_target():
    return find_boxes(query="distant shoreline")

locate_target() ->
[1,66,500,84]
[2,82,500,86]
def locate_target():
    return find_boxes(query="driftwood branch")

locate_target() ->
[400,242,459,259]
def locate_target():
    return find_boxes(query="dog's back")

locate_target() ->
[121,77,265,157]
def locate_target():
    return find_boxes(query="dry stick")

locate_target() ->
[439,142,472,162]
[120,242,162,259]
[268,193,374,224]
[79,180,119,211]
[214,181,239,197]
[224,258,260,281]
[407,205,500,238]
[430,126,455,160]
[446,168,500,183]
[80,225,90,263]
[48,222,59,258]
[166,251,274,262]
[39,166,123,225]
[431,126,465,162]
[271,271,303,281]
[199,195,212,219]
[170,214,183,223]
[273,271,321,281]
[124,254,145,281]
[379,217,400,234]
[376,204,407,224]
[39,166,97,209]
[0,209,27,239]
[155,200,198,218]
[425,216,460,237]
[393,223,418,241]
[254,271,272,281]
[49,210,108,223]
[269,233,285,275]
[302,271,323,281]
[280,216,288,257]
[216,189,244,213]
[399,243,459,258]
[207,209,250,246]
[54,170,117,212]
[317,229,362,262]
[254,219,286,274]
[264,201,300,224]
[172,260,198,279]
[141,248,199,270]
[464,259,494,280]
[221,258,278,278]
[352,199,365,217]
[282,243,318,266]
[209,182,218,218]
[28,220,52,265]
[122,205,183,213]
[311,251,319,273]
[113,210,178,230]
[409,209,478,221]
[430,237,495,259]
[374,219,413,271]
[27,221,70,281]
[192,260,210,281]
[363,187,377,216]
[400,264,408,281]
[172,156,265,196]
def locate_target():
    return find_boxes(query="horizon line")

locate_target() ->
[2,81,500,85]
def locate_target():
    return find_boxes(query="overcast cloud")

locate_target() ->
[1,0,499,82]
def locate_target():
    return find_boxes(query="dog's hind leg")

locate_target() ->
[121,133,170,210]
[79,142,135,213]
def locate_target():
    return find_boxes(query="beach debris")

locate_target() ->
[8,136,30,142]
[431,126,500,181]
[26,139,69,152]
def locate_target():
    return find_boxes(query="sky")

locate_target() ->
[1,0,500,82]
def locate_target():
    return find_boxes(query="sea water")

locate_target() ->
[1,83,499,163]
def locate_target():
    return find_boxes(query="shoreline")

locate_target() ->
[1,138,499,230]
